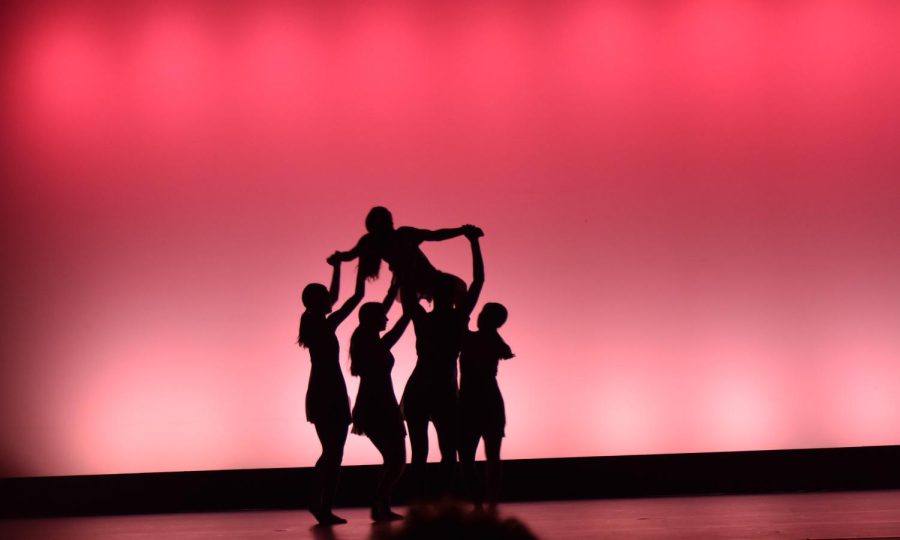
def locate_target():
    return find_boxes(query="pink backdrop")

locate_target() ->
[2,0,900,477]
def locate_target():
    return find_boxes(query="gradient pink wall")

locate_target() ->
[2,0,900,477]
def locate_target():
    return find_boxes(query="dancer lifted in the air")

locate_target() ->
[328,206,482,304]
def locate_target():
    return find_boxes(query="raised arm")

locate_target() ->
[327,256,341,306]
[382,276,400,311]
[327,268,365,328]
[381,313,411,350]
[400,281,426,323]
[460,231,484,317]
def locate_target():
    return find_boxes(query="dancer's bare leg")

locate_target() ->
[433,407,459,497]
[484,433,502,512]
[311,423,348,525]
[406,415,430,500]
[458,425,483,510]
[368,429,406,521]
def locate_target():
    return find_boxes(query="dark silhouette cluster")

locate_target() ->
[298,207,514,526]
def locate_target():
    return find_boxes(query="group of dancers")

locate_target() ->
[297,207,514,525]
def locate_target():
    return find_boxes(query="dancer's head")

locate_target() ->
[366,206,394,235]
[433,272,467,310]
[301,283,331,315]
[350,302,388,375]
[477,302,508,331]
[358,302,388,331]
[298,283,330,347]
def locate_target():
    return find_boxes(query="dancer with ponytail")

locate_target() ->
[297,256,364,525]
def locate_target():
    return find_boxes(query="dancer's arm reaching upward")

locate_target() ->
[382,311,411,350]
[327,251,342,306]
[400,280,427,324]
[382,277,400,311]
[327,263,365,328]
[459,229,484,318]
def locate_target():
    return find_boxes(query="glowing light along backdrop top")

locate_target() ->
[2,1,900,478]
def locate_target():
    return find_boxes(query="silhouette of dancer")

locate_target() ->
[328,206,482,303]
[458,302,514,512]
[348,282,410,522]
[297,256,364,525]
[400,227,484,498]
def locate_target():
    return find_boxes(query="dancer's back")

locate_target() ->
[412,306,468,381]
[350,327,404,437]
[300,309,350,426]
[459,329,510,392]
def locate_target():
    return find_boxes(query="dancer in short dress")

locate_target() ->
[297,256,364,525]
[349,282,410,521]
[400,227,484,497]
[458,302,514,512]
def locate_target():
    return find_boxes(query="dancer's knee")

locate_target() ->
[407,421,428,458]
[410,447,428,464]
[438,435,458,463]
[384,438,406,465]
[373,433,405,466]
[439,442,457,464]
[386,457,405,476]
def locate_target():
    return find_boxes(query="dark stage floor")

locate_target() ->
[3,490,900,540]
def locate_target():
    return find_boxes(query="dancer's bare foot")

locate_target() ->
[371,506,404,522]
[310,505,348,525]
[325,512,348,525]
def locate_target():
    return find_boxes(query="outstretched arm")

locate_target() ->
[327,268,365,328]
[327,238,363,265]
[382,313,411,350]
[419,227,466,242]
[416,224,483,243]
[460,232,484,317]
